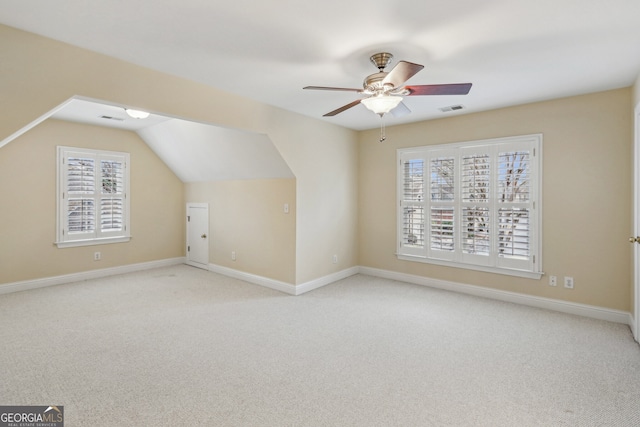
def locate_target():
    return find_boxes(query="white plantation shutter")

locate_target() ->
[398,153,426,257]
[497,151,530,203]
[430,208,454,251]
[461,153,490,204]
[397,135,541,278]
[498,208,530,257]
[460,148,492,266]
[100,157,125,233]
[428,153,456,261]
[66,154,96,238]
[496,148,534,271]
[57,147,130,247]
[462,207,491,254]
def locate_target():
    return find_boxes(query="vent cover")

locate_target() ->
[99,115,125,121]
[439,105,465,113]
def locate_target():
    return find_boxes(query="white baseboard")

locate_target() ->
[359,266,632,326]
[630,313,637,341]
[208,264,297,295]
[295,267,360,295]
[2,260,632,331]
[207,264,359,296]
[0,257,186,295]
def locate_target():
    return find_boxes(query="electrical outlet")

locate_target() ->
[549,275,557,286]
[94,252,101,261]
[231,251,236,261]
[332,254,338,264]
[564,276,574,289]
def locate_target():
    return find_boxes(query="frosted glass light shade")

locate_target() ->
[361,95,402,115]
[125,109,150,119]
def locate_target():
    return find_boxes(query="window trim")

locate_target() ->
[397,134,543,279]
[56,146,131,248]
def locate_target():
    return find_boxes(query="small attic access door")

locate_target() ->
[186,203,209,269]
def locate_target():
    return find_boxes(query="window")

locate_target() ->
[397,134,542,278]
[57,146,130,248]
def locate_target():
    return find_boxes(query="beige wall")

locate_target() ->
[263,110,359,283]
[0,120,184,284]
[0,24,358,286]
[2,23,634,311]
[359,88,633,311]
[185,179,296,283]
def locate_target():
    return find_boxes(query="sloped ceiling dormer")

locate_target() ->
[137,118,294,182]
[24,97,294,183]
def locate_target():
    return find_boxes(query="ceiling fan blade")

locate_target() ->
[382,61,424,88]
[304,86,363,93]
[390,101,411,118]
[405,83,472,96]
[323,99,363,117]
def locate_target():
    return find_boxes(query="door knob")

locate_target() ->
[629,236,640,243]
[201,234,207,239]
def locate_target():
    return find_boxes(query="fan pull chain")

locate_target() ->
[379,113,386,143]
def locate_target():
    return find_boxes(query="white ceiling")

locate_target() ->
[2,0,640,131]
[51,98,172,131]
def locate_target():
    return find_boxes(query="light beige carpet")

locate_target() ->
[1,265,639,426]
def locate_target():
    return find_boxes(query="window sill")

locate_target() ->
[55,236,131,249]
[397,254,543,280]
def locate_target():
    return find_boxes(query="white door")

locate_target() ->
[629,105,640,342]
[187,203,209,269]
[633,108,640,342]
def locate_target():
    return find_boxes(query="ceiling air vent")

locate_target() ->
[439,105,465,113]
[99,115,125,121]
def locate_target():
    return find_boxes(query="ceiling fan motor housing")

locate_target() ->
[363,72,393,93]
[364,53,396,93]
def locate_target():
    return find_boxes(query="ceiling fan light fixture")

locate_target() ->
[361,95,403,116]
[303,52,472,120]
[125,108,150,119]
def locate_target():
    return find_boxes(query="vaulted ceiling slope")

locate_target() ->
[1,1,639,131]
[137,117,294,183]
[50,98,294,183]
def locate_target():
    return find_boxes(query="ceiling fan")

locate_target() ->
[304,52,472,118]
